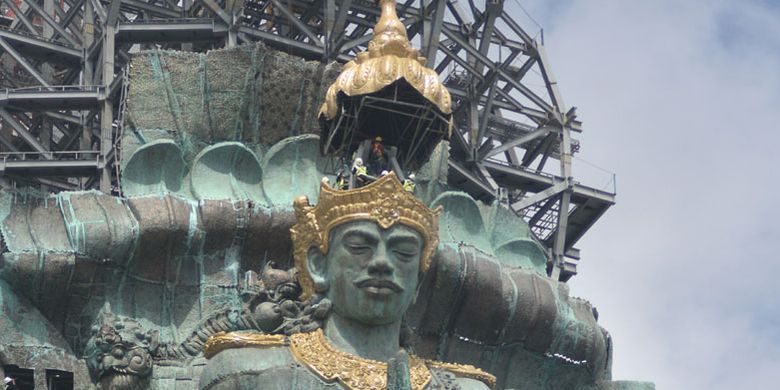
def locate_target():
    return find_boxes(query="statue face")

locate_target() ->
[312,220,422,325]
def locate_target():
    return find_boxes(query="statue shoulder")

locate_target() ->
[199,331,295,390]
[426,360,496,389]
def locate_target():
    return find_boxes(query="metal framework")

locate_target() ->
[0,0,614,280]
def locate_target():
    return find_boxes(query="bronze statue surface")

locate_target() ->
[199,174,494,390]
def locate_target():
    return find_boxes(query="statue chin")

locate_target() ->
[329,290,411,326]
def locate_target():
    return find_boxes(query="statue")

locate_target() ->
[199,174,495,389]
[0,0,653,387]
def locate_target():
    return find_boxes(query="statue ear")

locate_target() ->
[307,246,330,293]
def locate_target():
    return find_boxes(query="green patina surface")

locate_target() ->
[0,43,653,390]
[121,43,337,202]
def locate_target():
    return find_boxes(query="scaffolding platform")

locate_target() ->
[0,86,105,110]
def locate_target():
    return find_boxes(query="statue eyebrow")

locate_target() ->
[341,229,379,245]
[386,232,421,248]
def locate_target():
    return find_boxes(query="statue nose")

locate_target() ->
[367,247,393,275]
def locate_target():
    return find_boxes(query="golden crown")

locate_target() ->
[291,173,441,300]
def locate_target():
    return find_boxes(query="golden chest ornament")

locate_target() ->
[289,329,432,390]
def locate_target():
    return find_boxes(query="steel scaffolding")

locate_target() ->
[0,0,615,281]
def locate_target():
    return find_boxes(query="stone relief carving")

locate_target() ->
[84,304,157,390]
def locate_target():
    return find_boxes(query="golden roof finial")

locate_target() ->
[318,0,452,120]
[369,0,410,56]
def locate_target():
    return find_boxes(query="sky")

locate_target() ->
[505,0,780,388]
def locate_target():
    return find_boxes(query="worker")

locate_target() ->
[368,136,388,175]
[352,157,369,185]
[335,169,348,190]
[403,173,416,193]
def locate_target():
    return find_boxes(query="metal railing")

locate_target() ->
[121,18,217,25]
[0,150,100,162]
[0,85,106,98]
[1,85,103,93]
[484,156,617,196]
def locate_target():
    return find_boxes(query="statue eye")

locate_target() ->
[393,248,418,261]
[345,244,371,255]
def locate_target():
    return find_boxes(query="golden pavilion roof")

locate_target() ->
[318,0,452,120]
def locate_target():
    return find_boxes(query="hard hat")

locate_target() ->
[354,157,363,165]
[408,173,415,180]
[374,136,383,142]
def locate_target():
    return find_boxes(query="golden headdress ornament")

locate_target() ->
[318,0,452,120]
[291,173,441,300]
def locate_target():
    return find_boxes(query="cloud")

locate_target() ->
[506,0,780,388]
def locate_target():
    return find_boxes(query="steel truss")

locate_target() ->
[0,0,614,280]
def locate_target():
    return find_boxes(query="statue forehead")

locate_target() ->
[328,220,423,242]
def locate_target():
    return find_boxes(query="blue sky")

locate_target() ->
[508,0,780,388]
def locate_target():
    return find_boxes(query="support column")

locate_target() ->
[550,122,572,281]
[34,368,46,390]
[228,14,237,47]
[100,24,115,193]
[80,0,97,189]
[41,0,55,172]
[182,0,193,51]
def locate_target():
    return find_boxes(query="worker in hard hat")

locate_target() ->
[352,157,369,186]
[335,169,348,190]
[4,377,16,390]
[403,173,416,193]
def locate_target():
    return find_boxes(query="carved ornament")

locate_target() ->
[289,329,432,390]
[426,361,497,389]
[203,332,287,359]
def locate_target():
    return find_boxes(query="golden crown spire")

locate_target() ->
[318,0,452,120]
[291,173,441,300]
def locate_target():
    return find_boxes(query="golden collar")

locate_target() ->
[289,329,431,390]
[204,329,496,389]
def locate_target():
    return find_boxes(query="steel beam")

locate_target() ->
[550,190,570,280]
[421,0,445,66]
[119,0,181,18]
[106,0,122,27]
[22,0,82,46]
[271,0,323,47]
[483,126,552,159]
[331,0,352,44]
[0,108,51,156]
[89,0,107,23]
[0,132,19,152]
[2,0,38,35]
[0,37,51,86]
[511,180,566,210]
[0,156,99,175]
[0,29,82,63]
[448,158,495,199]
[535,43,566,113]
[475,73,498,150]
[197,0,231,25]
[116,19,228,43]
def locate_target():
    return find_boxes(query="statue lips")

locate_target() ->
[354,278,403,297]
